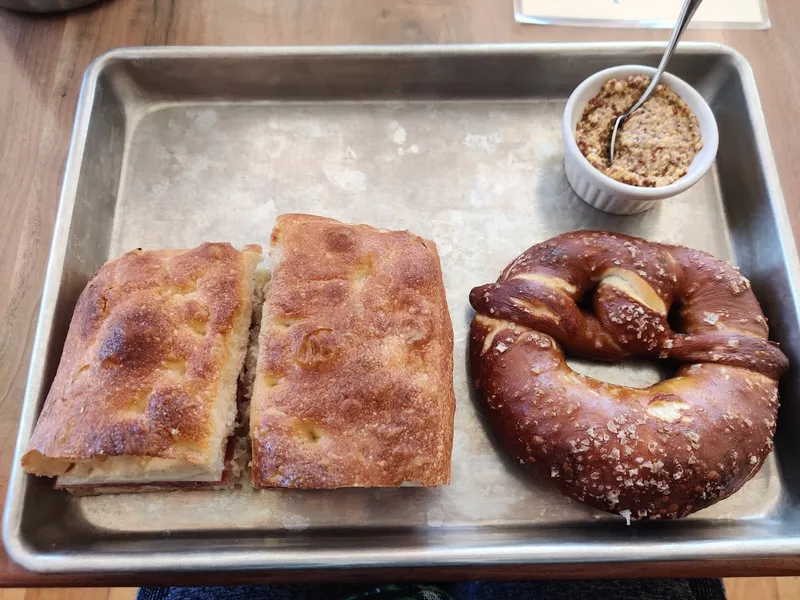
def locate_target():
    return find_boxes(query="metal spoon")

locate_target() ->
[609,0,704,164]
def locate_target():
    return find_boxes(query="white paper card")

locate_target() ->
[516,0,769,29]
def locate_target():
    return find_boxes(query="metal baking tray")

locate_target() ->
[5,43,800,574]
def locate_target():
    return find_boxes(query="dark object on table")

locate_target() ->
[138,579,727,600]
[0,0,101,13]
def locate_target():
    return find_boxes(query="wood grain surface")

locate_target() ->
[1,0,800,588]
[0,590,136,600]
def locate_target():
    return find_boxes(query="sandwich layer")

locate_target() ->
[250,214,456,489]
[22,242,262,487]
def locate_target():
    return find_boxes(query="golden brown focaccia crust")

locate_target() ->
[22,242,262,480]
[251,214,455,488]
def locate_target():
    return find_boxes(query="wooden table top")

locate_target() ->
[2,0,800,587]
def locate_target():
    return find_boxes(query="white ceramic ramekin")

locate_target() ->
[562,65,719,215]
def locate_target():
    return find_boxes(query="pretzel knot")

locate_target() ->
[469,231,788,520]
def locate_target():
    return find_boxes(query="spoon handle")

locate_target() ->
[627,0,704,116]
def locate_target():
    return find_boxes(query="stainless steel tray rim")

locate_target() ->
[733,52,800,334]
[11,535,800,574]
[87,40,742,63]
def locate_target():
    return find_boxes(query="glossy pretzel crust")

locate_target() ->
[469,231,787,520]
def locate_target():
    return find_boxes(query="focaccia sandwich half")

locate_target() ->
[251,214,456,489]
[22,242,262,493]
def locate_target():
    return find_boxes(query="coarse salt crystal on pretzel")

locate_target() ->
[469,231,788,521]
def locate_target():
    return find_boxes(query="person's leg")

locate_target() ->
[138,579,726,600]
[448,578,726,600]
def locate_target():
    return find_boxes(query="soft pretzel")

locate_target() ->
[469,231,788,520]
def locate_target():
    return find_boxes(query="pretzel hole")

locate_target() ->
[575,290,595,313]
[667,300,686,333]
[567,357,676,389]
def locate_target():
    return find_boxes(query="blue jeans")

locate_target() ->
[138,579,726,600]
